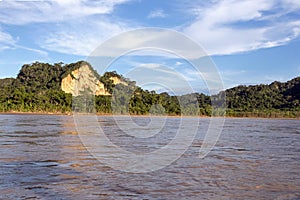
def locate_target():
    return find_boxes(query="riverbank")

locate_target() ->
[0,111,71,116]
[0,111,299,119]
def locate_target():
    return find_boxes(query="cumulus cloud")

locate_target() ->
[182,0,300,55]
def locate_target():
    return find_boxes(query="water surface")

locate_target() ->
[0,114,299,199]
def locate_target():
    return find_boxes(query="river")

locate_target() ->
[0,114,299,199]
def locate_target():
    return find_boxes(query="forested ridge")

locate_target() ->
[0,61,299,118]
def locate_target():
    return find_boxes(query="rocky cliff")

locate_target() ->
[109,76,128,86]
[61,64,123,96]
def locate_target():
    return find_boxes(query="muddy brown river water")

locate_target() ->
[0,114,299,199]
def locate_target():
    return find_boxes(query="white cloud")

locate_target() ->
[148,9,167,19]
[118,58,223,94]
[0,28,48,56]
[221,69,246,77]
[39,18,130,56]
[282,0,300,11]
[15,44,48,57]
[0,28,49,60]
[139,63,162,69]
[0,0,131,25]
[182,0,300,55]
[3,0,299,59]
[0,29,16,50]
[88,28,208,59]
[175,61,183,66]
[0,0,135,56]
[125,62,198,95]
[219,69,247,88]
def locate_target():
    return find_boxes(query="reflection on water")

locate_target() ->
[0,115,299,199]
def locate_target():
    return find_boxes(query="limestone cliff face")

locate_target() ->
[61,64,124,96]
[61,64,111,96]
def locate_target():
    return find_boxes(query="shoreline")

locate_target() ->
[0,111,299,120]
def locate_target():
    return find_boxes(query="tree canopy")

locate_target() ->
[0,61,299,118]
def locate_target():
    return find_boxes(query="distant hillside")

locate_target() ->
[0,61,299,117]
[225,77,300,117]
[0,61,132,113]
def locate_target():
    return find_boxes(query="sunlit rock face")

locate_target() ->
[109,76,128,86]
[61,64,124,96]
[61,64,110,96]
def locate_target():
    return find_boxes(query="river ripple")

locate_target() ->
[0,115,299,199]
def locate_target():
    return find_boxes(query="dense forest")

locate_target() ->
[0,61,299,118]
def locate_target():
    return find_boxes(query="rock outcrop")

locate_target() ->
[61,64,124,96]
[109,76,128,86]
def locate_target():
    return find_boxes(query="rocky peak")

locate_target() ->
[109,76,128,86]
[61,64,125,96]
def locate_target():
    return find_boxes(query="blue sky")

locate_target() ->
[0,0,300,93]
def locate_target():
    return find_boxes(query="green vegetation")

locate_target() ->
[0,61,299,118]
[0,61,74,113]
[225,78,300,118]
